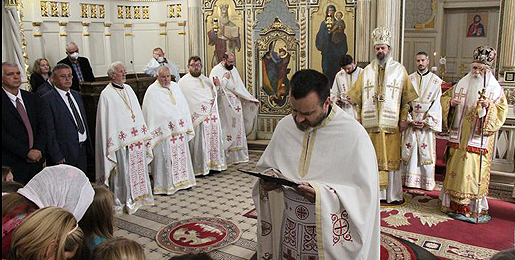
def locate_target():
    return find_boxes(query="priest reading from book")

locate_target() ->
[252,69,380,259]
[95,61,154,214]
[142,66,196,195]
[439,46,508,223]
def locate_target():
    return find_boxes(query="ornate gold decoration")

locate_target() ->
[58,21,67,26]
[259,17,296,36]
[300,7,307,68]
[99,5,105,18]
[61,2,69,17]
[82,22,90,26]
[104,23,112,36]
[178,31,186,35]
[176,4,182,17]
[50,2,59,17]
[178,21,186,26]
[124,24,133,28]
[134,6,141,19]
[505,88,515,105]
[125,32,133,36]
[81,4,88,18]
[90,4,97,18]
[40,1,49,17]
[32,22,42,37]
[159,22,167,27]
[168,4,175,18]
[117,5,124,19]
[142,6,149,19]
[245,8,253,94]
[381,193,452,228]
[159,32,167,35]
[125,6,132,19]
[415,0,436,29]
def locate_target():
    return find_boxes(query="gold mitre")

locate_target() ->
[372,27,392,46]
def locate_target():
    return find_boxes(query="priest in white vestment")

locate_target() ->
[402,52,442,190]
[142,47,180,82]
[330,54,363,119]
[95,61,154,214]
[252,69,380,259]
[179,56,227,175]
[209,52,259,165]
[142,66,196,195]
[347,27,418,203]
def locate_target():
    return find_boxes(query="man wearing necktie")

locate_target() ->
[41,64,93,180]
[2,62,46,184]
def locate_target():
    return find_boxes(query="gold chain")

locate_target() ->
[112,84,136,122]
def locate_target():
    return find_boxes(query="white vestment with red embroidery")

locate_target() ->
[179,73,227,175]
[330,67,363,119]
[252,106,380,260]
[402,71,442,190]
[209,63,259,165]
[95,83,154,214]
[142,80,196,195]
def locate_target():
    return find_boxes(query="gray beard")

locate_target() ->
[466,74,484,110]
[220,15,230,25]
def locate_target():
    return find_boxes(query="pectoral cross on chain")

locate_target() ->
[387,79,400,99]
[364,80,374,99]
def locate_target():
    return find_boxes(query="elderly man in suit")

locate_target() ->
[58,42,95,91]
[41,64,93,179]
[2,62,46,184]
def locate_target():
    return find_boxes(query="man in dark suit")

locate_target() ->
[58,42,95,92]
[2,62,45,184]
[41,64,93,179]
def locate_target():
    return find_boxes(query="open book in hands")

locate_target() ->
[238,168,299,187]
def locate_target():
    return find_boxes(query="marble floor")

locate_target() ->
[114,151,262,260]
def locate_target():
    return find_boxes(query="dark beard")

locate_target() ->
[224,64,234,71]
[294,110,326,131]
[191,71,201,77]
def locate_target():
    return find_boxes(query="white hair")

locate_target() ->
[107,61,125,77]
[156,65,170,77]
[66,42,78,51]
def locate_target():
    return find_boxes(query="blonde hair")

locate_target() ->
[32,58,51,75]
[9,206,84,260]
[92,237,146,260]
[79,184,115,241]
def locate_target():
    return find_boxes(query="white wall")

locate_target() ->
[19,0,189,77]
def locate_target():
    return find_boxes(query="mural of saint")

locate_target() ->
[208,4,241,68]
[467,14,486,37]
[316,5,348,84]
[262,40,291,107]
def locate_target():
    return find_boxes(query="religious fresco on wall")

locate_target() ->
[262,39,292,107]
[310,1,355,84]
[256,18,299,115]
[204,0,245,77]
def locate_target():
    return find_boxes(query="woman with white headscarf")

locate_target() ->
[1,165,94,258]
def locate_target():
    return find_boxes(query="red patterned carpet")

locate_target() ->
[381,189,514,259]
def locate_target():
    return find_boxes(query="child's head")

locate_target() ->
[9,206,84,260]
[335,11,344,20]
[279,48,287,56]
[2,166,13,182]
[79,184,115,240]
[92,237,146,260]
